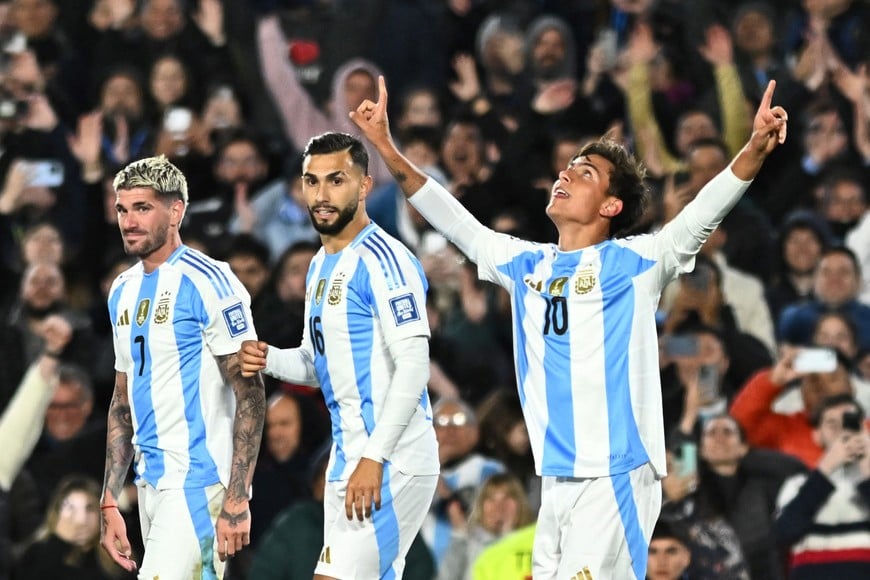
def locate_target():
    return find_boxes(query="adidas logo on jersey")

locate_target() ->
[570,566,594,580]
[319,546,331,564]
[116,309,130,326]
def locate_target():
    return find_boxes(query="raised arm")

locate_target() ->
[351,76,492,263]
[100,371,137,572]
[215,352,266,561]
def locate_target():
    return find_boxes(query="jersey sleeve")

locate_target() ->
[364,244,431,346]
[197,262,259,356]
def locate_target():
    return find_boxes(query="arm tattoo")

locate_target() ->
[102,372,134,503]
[217,353,265,503]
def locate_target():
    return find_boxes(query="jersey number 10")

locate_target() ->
[543,297,568,336]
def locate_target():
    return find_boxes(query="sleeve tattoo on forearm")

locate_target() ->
[217,353,266,505]
[103,372,134,501]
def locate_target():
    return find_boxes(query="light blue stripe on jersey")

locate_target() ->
[179,250,232,299]
[131,271,165,484]
[167,244,188,265]
[313,253,346,481]
[541,251,582,473]
[176,280,219,485]
[369,232,407,286]
[601,245,652,473]
[497,249,544,407]
[348,265,376,435]
[372,463,399,579]
[612,472,647,579]
[184,487,218,580]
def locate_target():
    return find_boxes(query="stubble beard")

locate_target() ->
[123,222,170,259]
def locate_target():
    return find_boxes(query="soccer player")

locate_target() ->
[350,77,788,579]
[99,156,266,578]
[238,132,439,579]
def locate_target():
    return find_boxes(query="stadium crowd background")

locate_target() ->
[0,0,868,578]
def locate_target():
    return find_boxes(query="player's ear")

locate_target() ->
[171,198,185,228]
[360,175,373,201]
[600,197,623,218]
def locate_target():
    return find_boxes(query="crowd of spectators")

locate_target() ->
[0,0,868,578]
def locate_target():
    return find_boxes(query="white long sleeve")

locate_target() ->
[263,345,319,387]
[361,335,430,463]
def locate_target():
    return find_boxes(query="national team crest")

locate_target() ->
[548,277,569,296]
[315,279,326,304]
[574,267,597,295]
[154,292,171,324]
[327,276,344,306]
[135,299,151,326]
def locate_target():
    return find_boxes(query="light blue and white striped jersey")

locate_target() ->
[108,245,258,490]
[301,223,439,481]
[410,169,753,480]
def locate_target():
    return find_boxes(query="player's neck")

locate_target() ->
[320,215,371,254]
[140,236,182,273]
[556,223,609,252]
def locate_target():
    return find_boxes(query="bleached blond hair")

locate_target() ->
[113,155,189,207]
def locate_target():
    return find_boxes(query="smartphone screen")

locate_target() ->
[664,334,699,357]
[697,364,720,402]
[793,347,837,374]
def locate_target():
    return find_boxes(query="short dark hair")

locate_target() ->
[302,132,369,175]
[821,245,861,277]
[651,518,691,548]
[576,138,648,237]
[811,393,863,427]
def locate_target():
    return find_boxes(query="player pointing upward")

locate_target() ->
[351,76,787,579]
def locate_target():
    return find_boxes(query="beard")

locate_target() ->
[308,199,358,236]
[122,221,170,258]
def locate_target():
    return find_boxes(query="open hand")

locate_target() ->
[345,458,383,521]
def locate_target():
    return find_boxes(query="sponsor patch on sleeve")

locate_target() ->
[389,293,420,326]
[222,303,249,337]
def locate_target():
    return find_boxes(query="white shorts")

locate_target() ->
[533,462,661,580]
[315,466,438,579]
[137,482,226,580]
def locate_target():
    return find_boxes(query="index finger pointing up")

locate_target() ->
[760,79,776,111]
[378,75,388,109]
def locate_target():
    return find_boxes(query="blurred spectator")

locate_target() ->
[92,67,155,169]
[0,262,96,411]
[395,86,443,133]
[691,414,804,580]
[660,255,772,389]
[730,2,792,106]
[778,246,870,350]
[475,389,539,512]
[775,311,870,414]
[774,394,870,580]
[524,15,576,89]
[257,14,394,191]
[421,397,503,567]
[731,345,855,467]
[25,363,106,507]
[765,212,830,321]
[660,443,751,580]
[227,155,319,261]
[646,519,693,580]
[437,472,534,580]
[847,209,870,306]
[183,129,275,255]
[815,165,867,243]
[255,240,318,353]
[14,475,133,579]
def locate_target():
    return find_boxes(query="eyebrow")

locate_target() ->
[569,157,600,178]
[116,200,153,210]
[302,170,347,181]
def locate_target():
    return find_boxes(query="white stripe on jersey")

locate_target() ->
[108,246,257,489]
[300,224,439,481]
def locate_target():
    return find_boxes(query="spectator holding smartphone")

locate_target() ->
[731,346,855,468]
[774,395,870,580]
